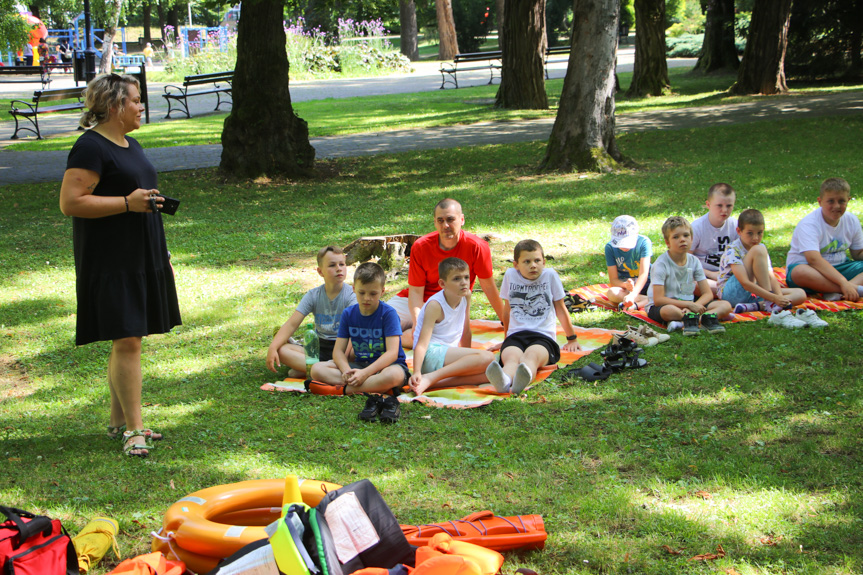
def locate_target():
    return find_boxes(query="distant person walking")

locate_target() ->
[143,42,154,67]
[22,42,33,66]
[58,39,73,72]
[37,38,49,68]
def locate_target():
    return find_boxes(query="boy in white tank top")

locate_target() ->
[410,258,495,395]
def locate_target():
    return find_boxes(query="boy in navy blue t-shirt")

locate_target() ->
[311,262,410,395]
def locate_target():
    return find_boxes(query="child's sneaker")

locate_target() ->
[378,395,401,423]
[511,363,533,395]
[768,310,806,329]
[682,312,701,336]
[485,361,511,392]
[358,394,382,422]
[794,309,828,328]
[636,324,670,343]
[616,326,658,347]
[700,313,726,334]
[734,302,760,314]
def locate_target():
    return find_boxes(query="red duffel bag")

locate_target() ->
[1,506,78,575]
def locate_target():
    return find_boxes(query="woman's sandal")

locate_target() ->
[123,430,155,458]
[108,424,163,441]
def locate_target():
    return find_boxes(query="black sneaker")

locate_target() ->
[378,395,401,424]
[359,394,381,422]
[682,312,701,336]
[700,312,726,333]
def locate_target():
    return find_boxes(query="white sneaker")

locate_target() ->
[636,324,670,344]
[485,361,511,392]
[768,310,807,329]
[794,309,828,328]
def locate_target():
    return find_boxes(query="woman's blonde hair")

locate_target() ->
[79,73,140,129]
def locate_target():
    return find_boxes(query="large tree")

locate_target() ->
[626,0,669,96]
[220,0,315,178]
[730,0,793,94]
[540,0,622,172]
[399,0,419,61]
[436,0,459,59]
[494,0,548,109]
[694,0,739,73]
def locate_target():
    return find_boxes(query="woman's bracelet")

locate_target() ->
[124,196,129,212]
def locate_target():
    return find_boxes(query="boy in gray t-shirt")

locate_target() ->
[647,217,732,336]
[266,246,356,378]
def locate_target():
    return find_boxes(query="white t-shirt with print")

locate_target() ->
[690,214,738,272]
[786,208,863,267]
[648,252,706,305]
[500,267,565,340]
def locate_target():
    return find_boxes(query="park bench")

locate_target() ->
[544,45,571,78]
[162,71,233,119]
[9,87,85,140]
[439,51,502,89]
[0,66,52,89]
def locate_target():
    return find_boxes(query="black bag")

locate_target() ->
[0,506,78,575]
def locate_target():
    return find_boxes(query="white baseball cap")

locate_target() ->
[610,215,639,249]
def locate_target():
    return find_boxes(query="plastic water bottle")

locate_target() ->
[303,325,319,376]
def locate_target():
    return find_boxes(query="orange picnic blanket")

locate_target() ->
[571,267,863,330]
[261,319,619,407]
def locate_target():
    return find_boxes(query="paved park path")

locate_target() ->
[2,51,862,186]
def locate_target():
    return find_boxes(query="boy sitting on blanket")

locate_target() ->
[716,209,817,329]
[267,246,356,378]
[311,262,411,396]
[604,215,652,311]
[647,216,733,336]
[410,257,495,396]
[690,183,738,294]
[786,177,863,303]
[485,239,581,395]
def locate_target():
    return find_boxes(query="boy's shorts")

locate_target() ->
[786,259,863,292]
[319,338,336,362]
[420,342,449,374]
[718,276,760,306]
[349,360,411,390]
[646,304,671,324]
[500,330,560,365]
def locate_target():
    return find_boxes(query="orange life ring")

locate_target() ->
[151,478,341,574]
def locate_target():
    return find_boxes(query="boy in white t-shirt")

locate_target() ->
[690,183,738,292]
[266,246,356,377]
[410,257,495,396]
[485,240,581,395]
[648,217,733,336]
[786,177,863,303]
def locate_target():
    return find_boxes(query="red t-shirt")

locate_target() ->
[397,230,493,300]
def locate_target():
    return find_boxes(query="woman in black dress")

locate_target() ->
[60,74,181,457]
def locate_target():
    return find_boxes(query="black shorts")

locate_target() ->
[500,330,561,365]
[319,338,335,362]
[639,277,651,295]
[349,361,410,391]
[646,304,667,324]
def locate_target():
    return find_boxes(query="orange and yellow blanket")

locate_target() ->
[571,267,863,330]
[261,319,618,408]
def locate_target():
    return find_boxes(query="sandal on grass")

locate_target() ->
[123,430,154,458]
[577,362,612,382]
[106,424,126,440]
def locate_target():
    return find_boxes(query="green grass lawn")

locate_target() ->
[9,68,861,151]
[1,112,862,574]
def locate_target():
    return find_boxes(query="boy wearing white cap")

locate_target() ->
[605,215,652,311]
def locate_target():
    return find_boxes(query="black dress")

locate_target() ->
[66,130,181,345]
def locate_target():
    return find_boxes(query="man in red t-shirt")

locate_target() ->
[389,199,504,346]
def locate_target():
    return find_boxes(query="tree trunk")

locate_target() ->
[98,0,124,74]
[730,0,792,95]
[399,0,419,61]
[540,0,622,172]
[626,0,669,97]
[495,0,548,109]
[157,1,166,43]
[436,0,459,59]
[496,0,505,48]
[143,1,152,43]
[220,0,315,179]
[694,0,738,73]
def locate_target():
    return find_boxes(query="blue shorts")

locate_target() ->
[420,342,449,374]
[719,276,760,306]
[787,258,863,292]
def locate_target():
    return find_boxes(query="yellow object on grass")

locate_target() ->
[72,516,120,573]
